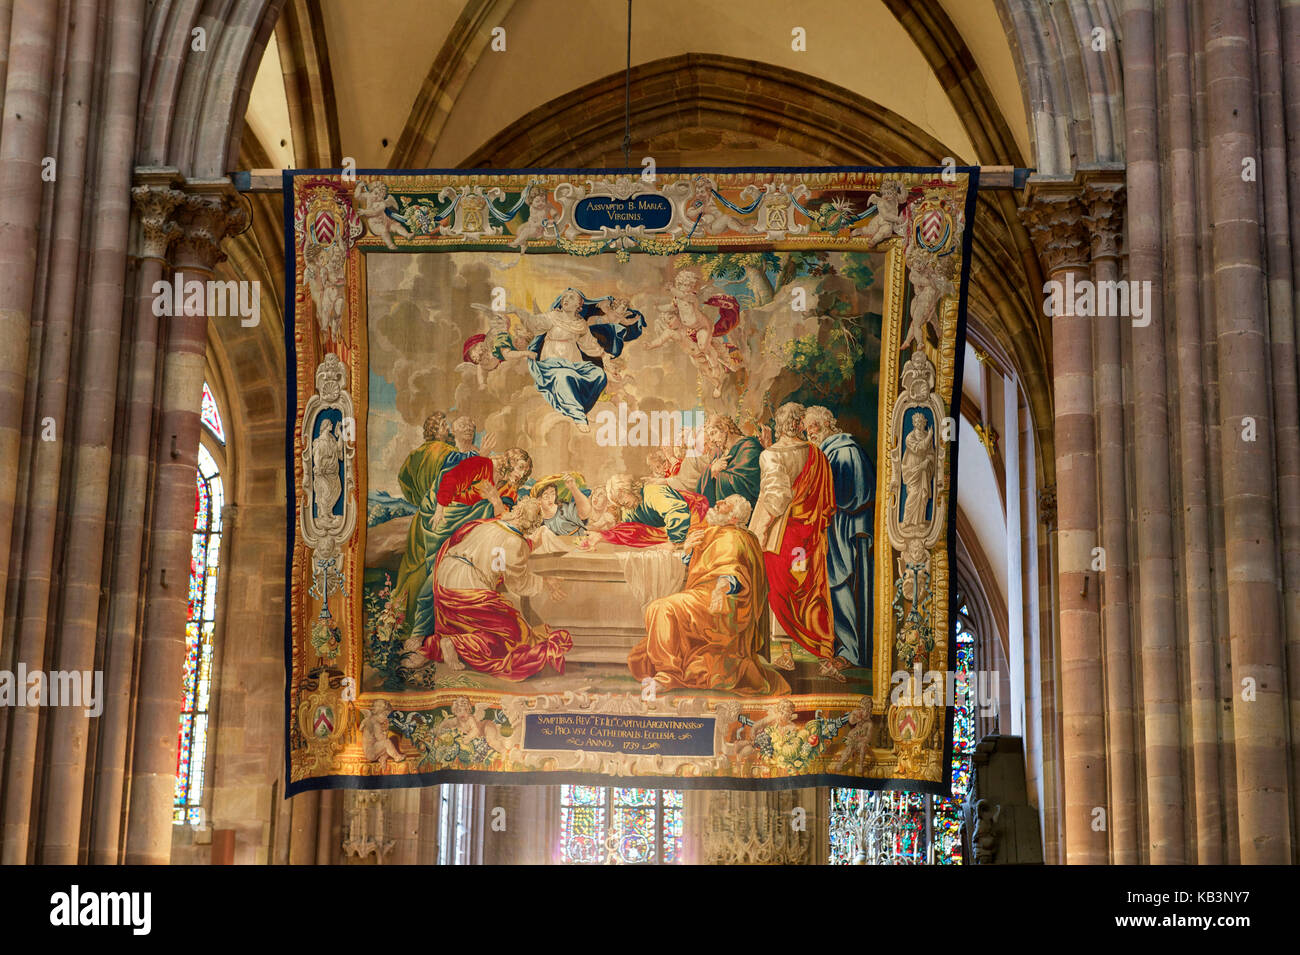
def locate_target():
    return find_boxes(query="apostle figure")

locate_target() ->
[662,426,709,497]
[428,447,533,549]
[696,413,763,507]
[645,447,711,522]
[645,446,682,482]
[393,412,468,619]
[804,406,875,670]
[530,472,594,537]
[629,494,790,696]
[748,402,841,678]
[901,411,936,528]
[599,472,700,548]
[404,498,572,682]
[410,447,533,639]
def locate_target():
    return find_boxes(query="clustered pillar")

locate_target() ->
[1021,187,1108,865]
[1081,180,1139,865]
[0,30,248,860]
[126,184,248,865]
[1017,0,1298,864]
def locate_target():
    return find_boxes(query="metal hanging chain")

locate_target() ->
[622,0,632,169]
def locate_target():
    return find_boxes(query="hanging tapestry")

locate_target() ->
[284,167,978,795]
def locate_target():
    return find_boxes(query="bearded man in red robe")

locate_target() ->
[748,402,842,680]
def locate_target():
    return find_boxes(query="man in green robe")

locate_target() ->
[697,414,763,507]
[392,413,483,620]
[409,447,534,639]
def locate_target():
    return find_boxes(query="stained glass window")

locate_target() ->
[201,381,225,444]
[558,786,683,864]
[174,440,224,824]
[829,587,979,864]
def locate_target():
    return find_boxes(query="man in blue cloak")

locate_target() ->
[804,405,875,670]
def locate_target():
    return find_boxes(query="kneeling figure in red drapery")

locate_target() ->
[402,498,572,681]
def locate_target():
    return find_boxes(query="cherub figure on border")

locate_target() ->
[853,179,910,247]
[510,183,561,252]
[831,697,880,773]
[433,697,515,762]
[359,698,406,768]
[355,180,411,249]
[900,248,956,353]
[684,174,753,235]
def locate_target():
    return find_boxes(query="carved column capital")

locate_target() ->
[1020,185,1091,275]
[1081,178,1125,261]
[131,172,249,272]
[171,184,249,274]
[131,168,186,262]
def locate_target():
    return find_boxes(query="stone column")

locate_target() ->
[1022,186,1108,864]
[0,0,87,864]
[1034,482,1063,864]
[1204,0,1293,864]
[1018,405,1048,854]
[14,0,98,852]
[1189,0,1239,864]
[1255,0,1300,842]
[316,789,339,864]
[1122,0,1189,865]
[287,791,320,865]
[1165,0,1224,863]
[416,786,440,864]
[1283,0,1300,354]
[0,0,57,674]
[89,172,183,863]
[480,785,519,863]
[39,0,144,863]
[123,184,246,864]
[1082,177,1139,864]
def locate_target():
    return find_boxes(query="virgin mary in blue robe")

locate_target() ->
[524,289,645,425]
